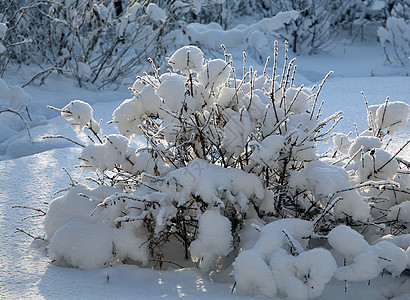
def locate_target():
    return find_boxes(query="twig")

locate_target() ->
[0,107,32,139]
[311,71,333,120]
[377,140,409,172]
[15,228,45,240]
[42,135,85,147]
[12,205,46,221]
[22,60,66,88]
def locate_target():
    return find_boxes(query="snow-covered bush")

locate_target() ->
[0,22,6,55]
[0,0,183,86]
[268,0,349,53]
[329,95,410,246]
[232,219,337,298]
[378,17,410,66]
[189,0,277,30]
[42,45,410,299]
[0,1,47,76]
[0,77,33,140]
[185,0,361,54]
[185,10,299,54]
[376,0,410,65]
[2,0,407,87]
[328,225,408,281]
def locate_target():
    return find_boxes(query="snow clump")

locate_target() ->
[368,101,410,134]
[378,17,410,66]
[168,45,204,74]
[189,210,233,270]
[232,219,336,299]
[328,225,408,281]
[290,161,370,221]
[146,3,166,22]
[0,78,31,110]
[61,100,100,134]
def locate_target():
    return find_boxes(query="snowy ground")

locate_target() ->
[0,36,409,299]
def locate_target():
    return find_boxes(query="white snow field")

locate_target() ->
[0,34,409,299]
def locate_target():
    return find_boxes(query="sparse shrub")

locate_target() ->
[376,0,410,65]
[378,17,410,66]
[0,77,33,140]
[0,0,183,87]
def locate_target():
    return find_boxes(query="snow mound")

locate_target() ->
[233,219,336,299]
[186,11,299,50]
[0,78,31,110]
[189,210,233,270]
[328,225,408,281]
[48,219,148,269]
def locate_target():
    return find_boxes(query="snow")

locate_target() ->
[164,158,264,208]
[373,101,409,134]
[186,11,299,50]
[0,23,6,53]
[168,45,204,74]
[374,234,410,251]
[250,135,285,169]
[327,225,369,261]
[0,22,6,39]
[0,77,32,110]
[0,22,409,300]
[333,133,352,154]
[233,248,278,297]
[357,148,398,182]
[48,219,118,269]
[292,161,371,221]
[223,109,253,156]
[79,134,134,172]
[198,59,231,92]
[232,219,337,299]
[328,225,408,282]
[189,210,233,270]
[387,202,410,229]
[44,184,105,239]
[378,17,410,65]
[348,136,382,161]
[157,73,188,111]
[48,218,149,269]
[146,3,166,22]
[60,100,98,134]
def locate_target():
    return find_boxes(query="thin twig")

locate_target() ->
[377,140,410,172]
[42,135,85,147]
[15,228,45,240]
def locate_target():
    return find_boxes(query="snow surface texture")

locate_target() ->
[1,33,410,300]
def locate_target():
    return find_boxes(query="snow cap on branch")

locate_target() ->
[168,45,204,74]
